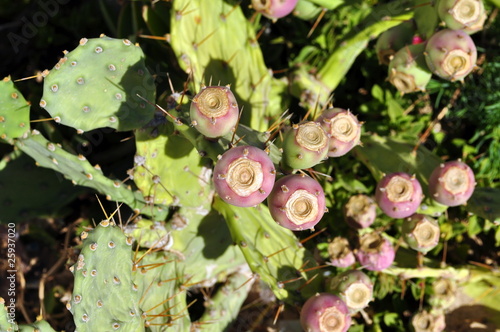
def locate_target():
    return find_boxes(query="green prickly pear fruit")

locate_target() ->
[429,278,457,309]
[428,160,476,206]
[328,270,374,314]
[213,145,276,207]
[281,121,329,170]
[316,108,362,158]
[375,20,417,65]
[267,174,326,231]
[300,293,351,332]
[437,0,486,32]
[190,85,239,138]
[343,194,376,229]
[388,43,432,94]
[252,0,299,19]
[402,214,440,253]
[411,310,446,332]
[424,29,477,82]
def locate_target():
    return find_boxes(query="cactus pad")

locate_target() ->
[0,76,30,142]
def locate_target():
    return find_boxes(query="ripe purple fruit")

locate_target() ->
[252,0,298,19]
[375,172,423,219]
[355,232,395,271]
[213,145,276,207]
[428,160,475,206]
[316,108,362,157]
[327,237,356,268]
[402,214,440,253]
[300,293,351,332]
[343,194,377,229]
[437,0,485,32]
[190,85,239,138]
[328,270,374,314]
[424,29,477,81]
[375,20,417,65]
[267,174,326,231]
[388,43,432,94]
[281,121,329,169]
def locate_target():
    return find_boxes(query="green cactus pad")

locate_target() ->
[0,76,30,142]
[213,196,321,304]
[0,297,17,332]
[18,320,58,332]
[69,221,145,332]
[40,35,155,132]
[15,131,167,219]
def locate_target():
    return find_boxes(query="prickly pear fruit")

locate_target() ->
[267,174,326,231]
[437,0,485,31]
[328,270,373,314]
[388,43,432,94]
[281,121,329,169]
[300,293,351,332]
[316,108,362,157]
[327,237,356,268]
[190,85,239,138]
[411,309,446,332]
[343,194,377,229]
[252,0,299,19]
[424,29,477,81]
[428,160,475,206]
[375,172,423,219]
[213,145,276,207]
[402,214,440,253]
[375,20,417,65]
[355,232,395,271]
[429,278,457,309]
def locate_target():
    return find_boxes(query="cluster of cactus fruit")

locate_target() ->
[1,0,499,331]
[376,0,486,94]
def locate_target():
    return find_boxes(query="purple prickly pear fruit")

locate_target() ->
[300,293,351,332]
[437,0,485,32]
[267,174,326,231]
[402,214,440,253]
[213,145,276,207]
[424,29,477,81]
[411,310,446,332]
[375,20,417,65]
[388,43,432,94]
[343,194,377,229]
[428,160,475,206]
[316,108,362,157]
[375,172,423,219]
[190,85,239,138]
[328,270,373,314]
[355,232,395,271]
[327,237,356,268]
[281,121,329,169]
[251,0,299,19]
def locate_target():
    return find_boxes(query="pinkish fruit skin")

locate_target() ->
[281,121,329,169]
[375,20,417,65]
[437,0,485,31]
[388,43,433,94]
[424,29,477,81]
[328,270,374,314]
[267,174,326,231]
[428,160,475,206]
[316,108,362,157]
[190,85,239,138]
[213,145,276,207]
[375,172,423,219]
[402,214,440,253]
[343,194,377,229]
[300,293,351,332]
[355,232,395,271]
[252,0,299,19]
[327,237,356,268]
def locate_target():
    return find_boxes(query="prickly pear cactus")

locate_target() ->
[0,77,30,142]
[40,35,156,132]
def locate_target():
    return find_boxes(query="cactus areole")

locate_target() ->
[282,121,329,169]
[300,293,351,332]
[375,172,423,218]
[317,108,362,157]
[213,146,276,207]
[268,174,326,230]
[190,85,239,138]
[429,160,475,206]
[252,0,299,19]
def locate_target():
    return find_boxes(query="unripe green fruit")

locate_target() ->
[388,43,432,94]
